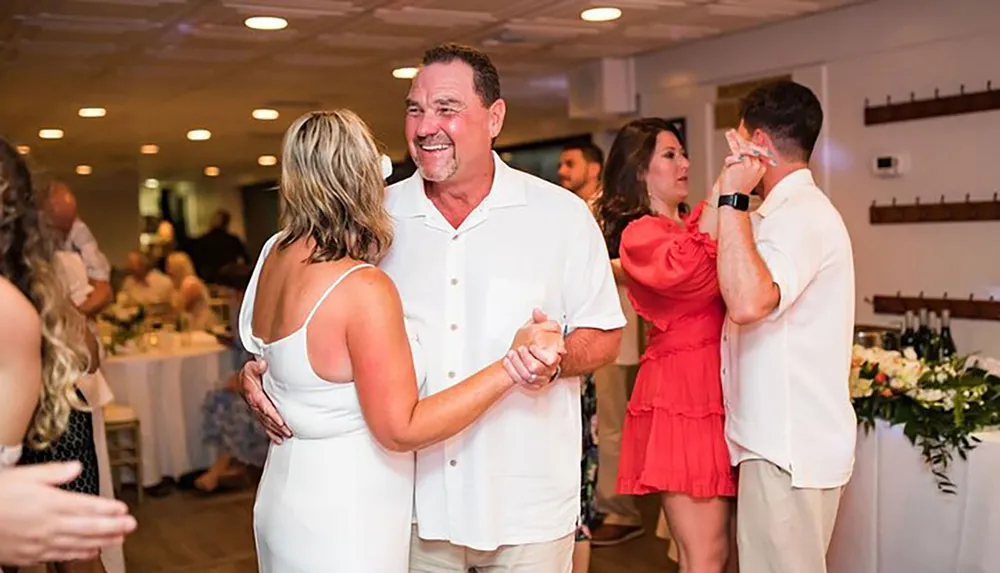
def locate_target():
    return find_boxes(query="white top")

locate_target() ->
[383,152,626,550]
[721,169,857,489]
[118,269,174,306]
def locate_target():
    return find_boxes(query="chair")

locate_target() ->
[103,403,143,505]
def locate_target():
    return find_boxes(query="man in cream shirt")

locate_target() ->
[713,80,856,573]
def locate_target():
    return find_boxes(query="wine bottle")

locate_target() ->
[939,309,957,358]
[900,310,917,352]
[915,308,932,358]
[923,311,941,362]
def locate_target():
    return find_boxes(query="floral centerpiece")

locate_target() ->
[100,304,147,354]
[850,346,1000,493]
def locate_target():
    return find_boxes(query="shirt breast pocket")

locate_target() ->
[484,278,551,348]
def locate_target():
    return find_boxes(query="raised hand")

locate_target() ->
[503,308,566,388]
[724,129,777,166]
[239,357,292,443]
[718,130,768,196]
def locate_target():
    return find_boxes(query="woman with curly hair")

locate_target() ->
[0,137,109,573]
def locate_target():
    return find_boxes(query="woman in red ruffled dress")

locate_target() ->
[595,118,735,573]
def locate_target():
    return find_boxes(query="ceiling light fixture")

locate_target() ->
[204,166,220,177]
[186,129,211,141]
[258,155,277,166]
[581,7,622,22]
[15,145,29,155]
[38,129,64,140]
[244,16,288,31]
[144,178,159,189]
[78,107,106,118]
[252,108,279,120]
[75,165,92,176]
[140,144,159,154]
[392,66,418,79]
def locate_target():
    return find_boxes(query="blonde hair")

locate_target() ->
[166,251,196,282]
[277,110,393,264]
[0,140,89,449]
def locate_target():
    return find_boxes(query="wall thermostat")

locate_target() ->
[871,154,908,177]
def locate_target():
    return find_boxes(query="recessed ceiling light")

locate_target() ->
[258,155,277,166]
[15,145,29,155]
[140,144,159,154]
[78,107,106,118]
[392,66,418,79]
[245,16,287,30]
[186,129,211,141]
[204,166,220,177]
[252,108,279,120]
[581,7,622,22]
[38,129,64,140]
[75,165,92,176]
[144,178,159,189]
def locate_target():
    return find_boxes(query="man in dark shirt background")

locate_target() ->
[193,209,250,284]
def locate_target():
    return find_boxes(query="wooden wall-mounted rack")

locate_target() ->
[869,194,1000,224]
[869,293,1000,321]
[864,81,1000,126]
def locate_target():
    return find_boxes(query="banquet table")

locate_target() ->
[828,420,1000,573]
[101,341,233,487]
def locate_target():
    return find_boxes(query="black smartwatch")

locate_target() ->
[718,193,751,211]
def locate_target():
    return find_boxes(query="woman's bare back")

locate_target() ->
[250,238,371,384]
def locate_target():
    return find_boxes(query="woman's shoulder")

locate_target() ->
[0,277,41,363]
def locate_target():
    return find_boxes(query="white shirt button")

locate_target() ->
[448,371,456,378]
[449,459,457,467]
[450,324,458,331]
[451,278,458,285]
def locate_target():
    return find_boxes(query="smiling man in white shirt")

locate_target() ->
[239,43,625,572]
[712,80,856,573]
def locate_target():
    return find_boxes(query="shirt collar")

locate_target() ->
[756,167,815,218]
[388,151,527,218]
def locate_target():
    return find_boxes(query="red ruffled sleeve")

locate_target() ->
[620,202,718,302]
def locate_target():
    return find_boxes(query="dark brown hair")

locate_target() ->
[421,43,501,107]
[740,80,823,162]
[594,118,685,258]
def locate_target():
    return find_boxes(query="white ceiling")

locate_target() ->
[0,0,864,184]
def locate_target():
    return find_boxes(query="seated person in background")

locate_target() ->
[117,251,174,308]
[194,263,268,493]
[165,251,218,331]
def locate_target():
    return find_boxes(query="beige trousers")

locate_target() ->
[592,363,642,527]
[409,527,573,573]
[737,460,843,573]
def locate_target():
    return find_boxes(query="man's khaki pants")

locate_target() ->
[737,460,843,573]
[409,526,573,573]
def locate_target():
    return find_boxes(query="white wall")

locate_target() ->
[633,0,1000,356]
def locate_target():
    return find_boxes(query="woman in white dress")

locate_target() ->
[241,110,564,573]
[165,251,217,331]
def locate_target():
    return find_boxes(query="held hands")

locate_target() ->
[502,308,566,389]
[715,129,773,197]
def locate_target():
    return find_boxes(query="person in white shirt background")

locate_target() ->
[117,251,174,308]
[710,80,856,573]
[240,43,625,572]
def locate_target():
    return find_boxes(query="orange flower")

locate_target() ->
[875,372,887,384]
[880,388,893,398]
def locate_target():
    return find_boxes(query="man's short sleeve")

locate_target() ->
[562,204,626,332]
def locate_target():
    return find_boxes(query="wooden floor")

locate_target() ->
[121,486,677,573]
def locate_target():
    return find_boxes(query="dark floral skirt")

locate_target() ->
[577,372,598,541]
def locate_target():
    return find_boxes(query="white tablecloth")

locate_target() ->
[102,344,232,486]
[828,420,1000,573]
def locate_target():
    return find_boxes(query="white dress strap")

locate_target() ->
[301,263,375,326]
